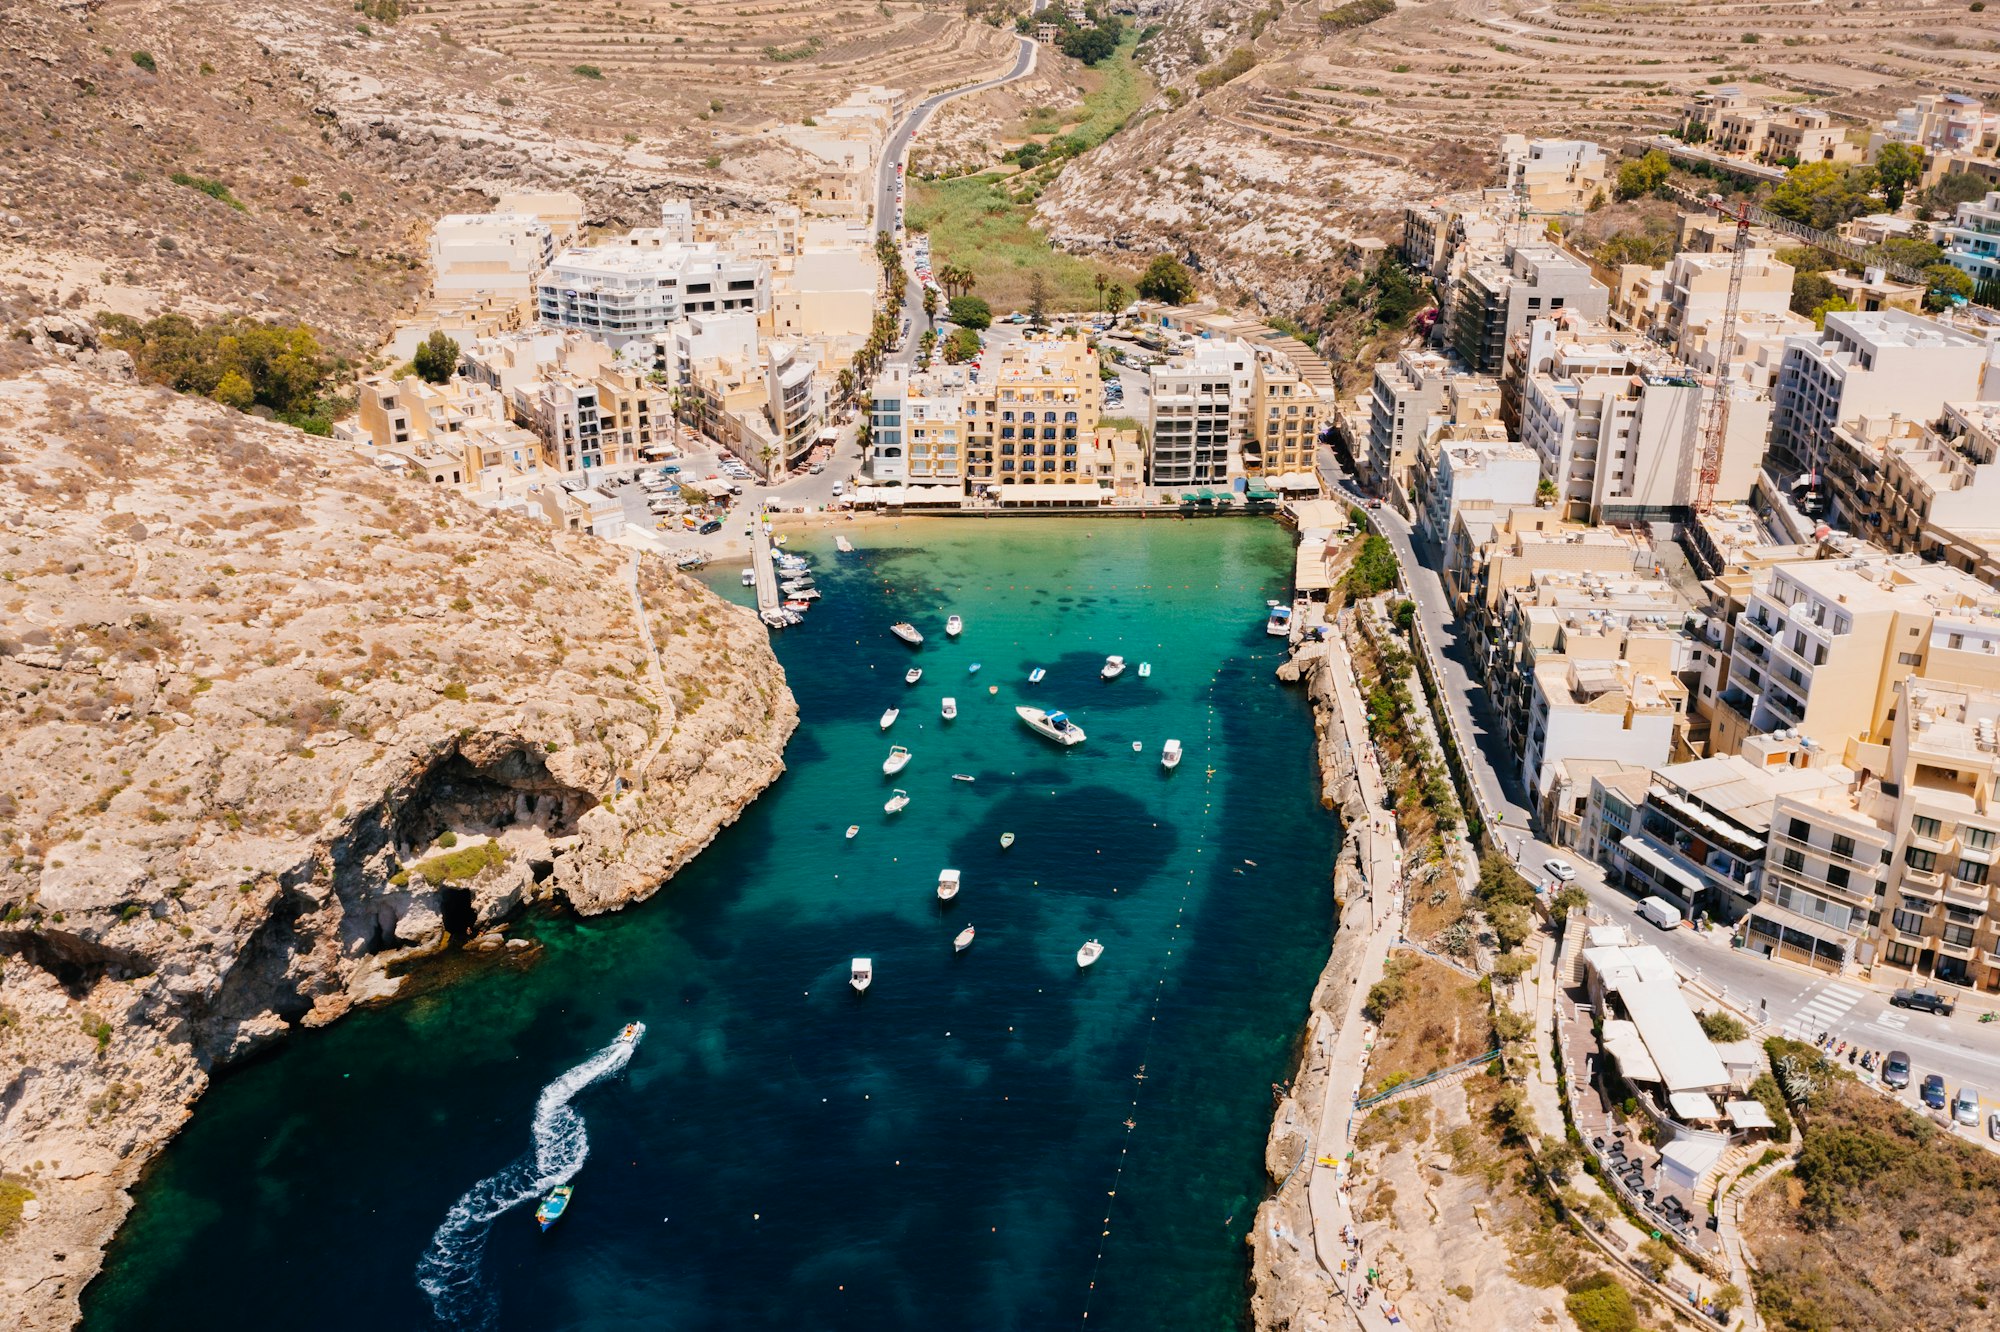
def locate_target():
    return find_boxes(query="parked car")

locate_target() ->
[1954,1087,1981,1127]
[1989,1111,2000,1141]
[698,519,722,534]
[1882,1050,1912,1090]
[1890,987,1958,1017]
[1542,858,1577,883]
[1921,1074,1948,1111]
[810,462,826,474]
[831,483,845,497]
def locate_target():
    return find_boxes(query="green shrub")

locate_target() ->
[408,841,509,885]
[131,51,157,73]
[98,312,343,431]
[168,172,246,212]
[1698,1009,1749,1042]
[436,831,459,848]
[1320,0,1395,30]
[573,64,603,78]
[1564,1273,1638,1332]
[0,1177,33,1240]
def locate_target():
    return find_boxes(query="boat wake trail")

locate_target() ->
[416,1025,644,1328]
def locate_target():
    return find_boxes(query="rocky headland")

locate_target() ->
[0,329,796,1328]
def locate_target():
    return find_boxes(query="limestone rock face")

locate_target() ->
[0,345,797,1328]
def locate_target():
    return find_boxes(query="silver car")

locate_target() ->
[1954,1086,1980,1128]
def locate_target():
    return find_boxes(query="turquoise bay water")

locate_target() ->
[84,518,1338,1331]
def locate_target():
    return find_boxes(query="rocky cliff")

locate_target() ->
[0,335,797,1328]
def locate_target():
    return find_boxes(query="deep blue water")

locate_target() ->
[83,518,1338,1331]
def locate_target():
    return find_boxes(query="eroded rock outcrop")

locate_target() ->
[0,344,796,1328]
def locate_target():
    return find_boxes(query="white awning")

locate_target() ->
[1599,1019,1660,1084]
[1275,471,1321,492]
[1668,1091,1721,1122]
[1725,1100,1775,1130]
[1618,835,1706,898]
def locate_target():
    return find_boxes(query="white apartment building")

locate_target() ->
[1147,339,1253,488]
[537,243,770,349]
[765,341,824,475]
[1769,309,1993,474]
[1415,437,1540,546]
[1495,136,1608,211]
[1661,249,1795,359]
[1449,242,1610,376]
[1365,348,1454,489]
[1941,190,2000,289]
[430,212,557,304]
[1872,92,2000,158]
[1519,625,1686,800]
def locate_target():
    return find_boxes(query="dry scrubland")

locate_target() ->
[0,0,1015,350]
[1039,0,2000,345]
[0,326,795,1328]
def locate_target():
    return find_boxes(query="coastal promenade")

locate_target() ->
[1298,627,1408,1330]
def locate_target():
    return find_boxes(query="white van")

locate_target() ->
[1637,896,1682,931]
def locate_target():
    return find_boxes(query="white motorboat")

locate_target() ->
[954,926,975,953]
[1131,741,1142,752]
[937,868,961,902]
[891,622,924,645]
[942,697,958,720]
[1077,939,1104,968]
[1017,706,1086,746]
[1137,662,1152,678]
[1028,667,1046,683]
[884,789,910,814]
[845,825,859,839]
[1162,739,1183,770]
[1266,604,1293,637]
[850,957,873,992]
[1101,655,1126,680]
[946,614,964,637]
[836,535,855,553]
[883,745,912,776]
[951,773,975,782]
[999,831,1015,849]
[740,568,756,587]
[880,707,899,730]
[905,668,923,685]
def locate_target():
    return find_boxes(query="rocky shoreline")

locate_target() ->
[0,344,798,1329]
[1250,642,1377,1330]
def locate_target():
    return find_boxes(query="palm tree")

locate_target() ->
[1094,271,1108,316]
[1105,283,1128,323]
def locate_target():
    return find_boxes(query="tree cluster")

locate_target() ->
[98,313,345,434]
[1135,254,1195,305]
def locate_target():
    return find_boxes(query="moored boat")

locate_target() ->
[850,957,872,992]
[617,1022,643,1044]
[884,788,910,814]
[967,662,981,675]
[535,1185,573,1231]
[1028,667,1046,683]
[937,868,961,901]
[1162,739,1183,770]
[1137,662,1152,678]
[891,622,924,646]
[941,696,957,720]
[1077,939,1104,969]
[1101,655,1126,680]
[835,535,855,553]
[740,568,756,587]
[880,707,899,730]
[845,825,859,839]
[905,667,923,685]
[883,745,912,776]
[999,832,1015,849]
[954,926,975,953]
[1016,705,1086,746]
[951,773,975,782]
[1266,603,1293,637]
[946,614,964,637]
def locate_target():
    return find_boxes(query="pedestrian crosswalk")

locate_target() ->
[1780,982,1867,1041]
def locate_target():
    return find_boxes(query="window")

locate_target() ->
[1965,826,1996,851]
[1892,908,1929,936]
[1783,848,1804,872]
[1905,847,1938,872]
[1898,651,1922,666]
[1913,815,1942,840]
[1831,834,1856,861]
[1956,859,1990,886]
[1826,866,1850,890]
[1887,942,1919,966]
[1943,923,1977,948]
[1788,817,1810,843]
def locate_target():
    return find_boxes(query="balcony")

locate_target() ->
[1944,877,1991,911]
[1901,866,1945,895]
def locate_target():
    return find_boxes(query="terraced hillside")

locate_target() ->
[1039,0,2000,339]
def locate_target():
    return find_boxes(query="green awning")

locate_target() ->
[1180,492,1201,503]
[1196,489,1217,500]
[1245,486,1279,500]
[1215,493,1236,504]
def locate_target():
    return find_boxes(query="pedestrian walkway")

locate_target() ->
[1778,980,1867,1042]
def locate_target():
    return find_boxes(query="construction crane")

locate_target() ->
[1692,198,1752,514]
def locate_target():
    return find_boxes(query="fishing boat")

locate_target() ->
[1162,739,1183,770]
[850,958,873,992]
[835,535,855,553]
[883,745,912,776]
[891,622,924,646]
[1028,667,1046,684]
[951,773,975,782]
[1137,662,1152,678]
[845,825,859,839]
[884,789,910,814]
[1101,655,1126,680]
[946,614,964,637]
[535,1185,573,1231]
[954,926,975,953]
[905,668,923,685]
[783,599,811,612]
[937,869,961,902]
[1266,603,1293,637]
[1077,939,1104,969]
[1016,706,1086,746]
[740,568,756,587]
[880,707,899,730]
[999,832,1015,849]
[941,696,957,720]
